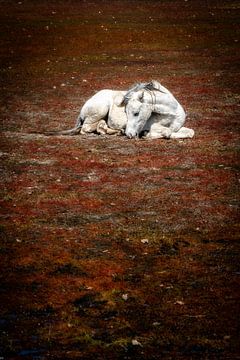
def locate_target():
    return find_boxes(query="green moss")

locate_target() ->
[73,332,103,347]
[106,337,131,349]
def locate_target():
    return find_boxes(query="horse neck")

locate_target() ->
[143,90,169,106]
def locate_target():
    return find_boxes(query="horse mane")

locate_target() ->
[124,80,163,104]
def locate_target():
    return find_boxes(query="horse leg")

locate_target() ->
[81,123,98,134]
[80,115,102,134]
[144,123,172,139]
[170,127,195,139]
[169,104,186,133]
[96,120,122,135]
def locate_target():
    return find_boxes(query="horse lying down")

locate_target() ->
[46,80,194,139]
[45,89,127,136]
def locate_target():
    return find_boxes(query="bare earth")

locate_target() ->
[0,1,239,359]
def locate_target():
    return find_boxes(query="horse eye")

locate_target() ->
[134,112,139,116]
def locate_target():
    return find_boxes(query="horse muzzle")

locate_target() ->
[126,132,139,139]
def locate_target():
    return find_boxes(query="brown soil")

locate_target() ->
[0,1,239,359]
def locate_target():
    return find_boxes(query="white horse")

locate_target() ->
[45,81,194,140]
[116,80,194,139]
[45,89,127,136]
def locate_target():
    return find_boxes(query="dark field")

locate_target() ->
[0,1,240,359]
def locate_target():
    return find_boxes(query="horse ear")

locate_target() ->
[114,93,125,107]
[138,90,144,102]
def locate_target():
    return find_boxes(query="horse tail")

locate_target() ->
[44,115,83,136]
[44,126,81,136]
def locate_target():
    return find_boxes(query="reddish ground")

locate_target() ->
[0,1,239,359]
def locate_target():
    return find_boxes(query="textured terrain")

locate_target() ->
[0,1,239,359]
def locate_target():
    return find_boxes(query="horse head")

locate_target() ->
[114,81,164,138]
[124,90,153,138]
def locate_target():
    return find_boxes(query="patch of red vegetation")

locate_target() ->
[0,0,239,359]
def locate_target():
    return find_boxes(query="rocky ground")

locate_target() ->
[0,1,239,359]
